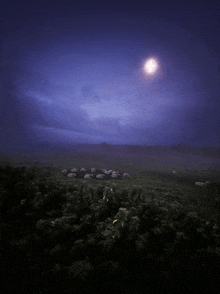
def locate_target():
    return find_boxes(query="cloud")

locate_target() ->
[1,4,220,153]
[81,85,100,102]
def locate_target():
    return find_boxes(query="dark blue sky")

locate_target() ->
[1,0,220,154]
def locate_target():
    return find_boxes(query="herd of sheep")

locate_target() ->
[61,167,130,180]
[61,168,213,186]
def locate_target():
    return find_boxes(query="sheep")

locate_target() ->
[111,171,120,177]
[91,168,96,173]
[84,174,91,179]
[62,169,67,173]
[172,170,176,174]
[111,173,118,178]
[104,170,112,174]
[67,173,76,178]
[194,181,210,187]
[122,173,130,178]
[112,171,119,175]
[101,169,107,173]
[71,168,78,172]
[96,174,105,179]
[80,168,86,172]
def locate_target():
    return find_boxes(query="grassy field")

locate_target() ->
[1,147,220,294]
[2,147,220,225]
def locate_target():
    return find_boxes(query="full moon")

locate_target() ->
[144,58,158,74]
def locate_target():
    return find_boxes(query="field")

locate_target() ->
[1,145,220,294]
[4,145,220,224]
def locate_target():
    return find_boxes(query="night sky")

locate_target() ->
[1,0,220,154]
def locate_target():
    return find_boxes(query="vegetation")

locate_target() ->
[1,164,220,294]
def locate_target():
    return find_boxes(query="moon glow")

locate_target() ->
[144,58,158,74]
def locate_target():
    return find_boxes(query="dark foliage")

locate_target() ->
[1,165,220,294]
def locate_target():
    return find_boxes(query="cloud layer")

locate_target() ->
[1,1,220,153]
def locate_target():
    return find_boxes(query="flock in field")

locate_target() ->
[60,167,214,187]
[61,167,130,180]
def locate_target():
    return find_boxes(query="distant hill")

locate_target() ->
[69,144,220,159]
[0,144,219,166]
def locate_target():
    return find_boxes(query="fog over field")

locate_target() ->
[1,144,219,178]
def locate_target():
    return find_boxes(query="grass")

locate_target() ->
[1,149,220,294]
[6,148,220,225]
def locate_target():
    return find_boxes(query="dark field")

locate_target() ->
[1,144,220,294]
[1,144,220,223]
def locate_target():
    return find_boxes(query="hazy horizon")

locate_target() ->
[1,142,220,158]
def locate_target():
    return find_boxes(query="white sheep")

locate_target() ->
[112,171,119,174]
[104,170,112,174]
[172,170,176,174]
[96,174,105,179]
[91,168,96,173]
[62,169,67,173]
[84,174,91,179]
[122,173,130,178]
[194,181,210,187]
[67,173,76,178]
[111,173,118,178]
[80,168,86,172]
[71,168,78,172]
